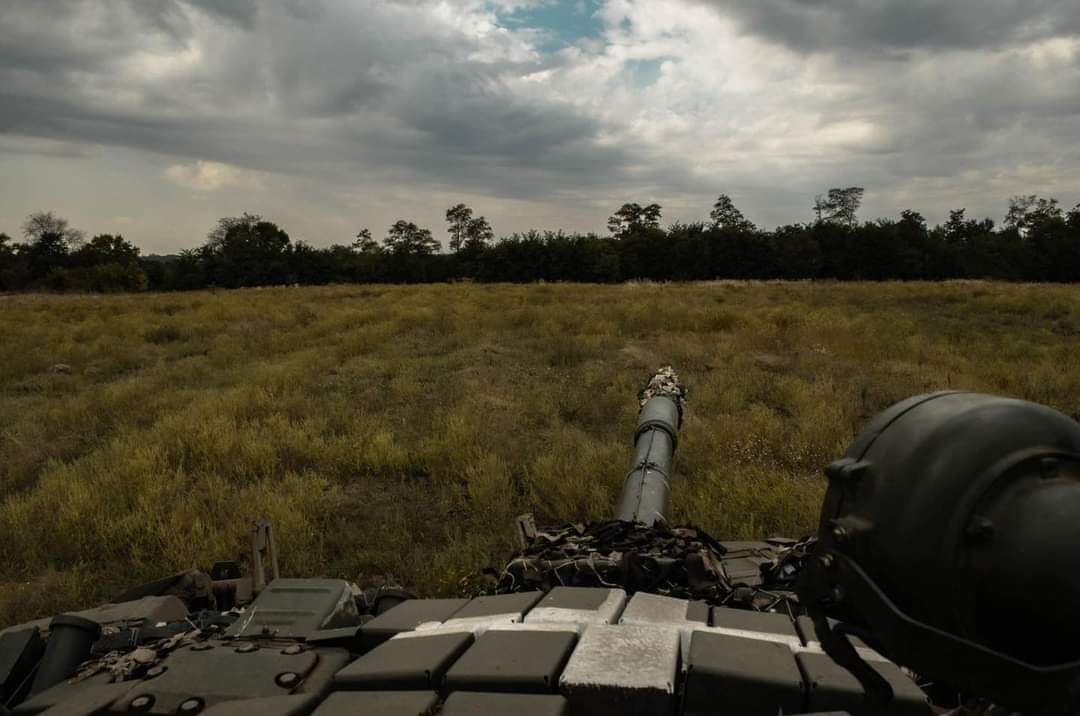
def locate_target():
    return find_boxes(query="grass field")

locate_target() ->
[2,281,1079,626]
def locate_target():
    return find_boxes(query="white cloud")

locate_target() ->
[163,160,262,191]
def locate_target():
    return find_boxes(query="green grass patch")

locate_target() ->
[2,281,1079,625]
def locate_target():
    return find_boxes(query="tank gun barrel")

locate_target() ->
[615,367,686,525]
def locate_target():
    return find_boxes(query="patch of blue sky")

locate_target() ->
[625,58,665,87]
[495,0,607,52]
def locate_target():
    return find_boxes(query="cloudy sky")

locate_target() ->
[1,0,1079,253]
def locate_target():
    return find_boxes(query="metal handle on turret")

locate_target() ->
[615,367,686,525]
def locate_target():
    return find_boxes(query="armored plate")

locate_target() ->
[225,580,359,640]
[0,628,43,704]
[440,592,544,629]
[5,589,933,716]
[558,624,680,715]
[358,599,470,649]
[796,652,931,715]
[618,593,707,627]
[334,632,473,690]
[12,674,136,716]
[110,643,348,715]
[795,615,874,650]
[444,630,577,693]
[0,597,189,639]
[524,588,626,626]
[684,631,804,716]
[715,541,777,586]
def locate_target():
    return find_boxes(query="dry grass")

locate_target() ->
[2,281,1079,626]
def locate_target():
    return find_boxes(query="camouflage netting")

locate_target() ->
[638,365,687,414]
[473,519,815,612]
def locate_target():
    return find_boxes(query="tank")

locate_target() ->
[0,369,944,715]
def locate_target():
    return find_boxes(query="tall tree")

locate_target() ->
[446,204,495,252]
[710,194,755,231]
[353,228,381,253]
[1004,195,1062,235]
[384,220,439,255]
[0,233,14,289]
[464,215,494,250]
[819,187,864,227]
[943,209,970,243]
[1068,203,1080,231]
[607,202,662,238]
[899,209,926,228]
[446,204,474,252]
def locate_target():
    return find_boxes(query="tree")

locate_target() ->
[71,234,141,266]
[201,215,293,287]
[607,203,662,238]
[1004,195,1062,236]
[1068,203,1080,231]
[710,194,755,231]
[944,209,968,243]
[943,208,991,244]
[464,215,494,251]
[384,220,439,255]
[20,211,84,279]
[817,187,864,227]
[206,212,262,248]
[899,210,926,230]
[0,233,15,290]
[352,228,381,254]
[22,210,84,248]
[446,204,473,252]
[446,204,494,252]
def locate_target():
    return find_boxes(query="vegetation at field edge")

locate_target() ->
[2,281,1079,626]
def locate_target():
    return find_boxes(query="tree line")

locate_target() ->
[2,191,1079,292]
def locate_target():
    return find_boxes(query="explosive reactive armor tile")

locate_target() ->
[618,593,708,627]
[333,632,473,691]
[359,599,470,649]
[683,631,805,716]
[440,592,544,629]
[444,630,577,694]
[796,652,932,716]
[710,607,798,637]
[523,588,626,626]
[558,624,679,716]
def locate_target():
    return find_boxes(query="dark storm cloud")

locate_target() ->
[184,0,260,28]
[2,0,1079,235]
[0,0,640,203]
[704,0,1080,54]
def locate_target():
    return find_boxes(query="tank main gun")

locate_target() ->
[614,366,686,525]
